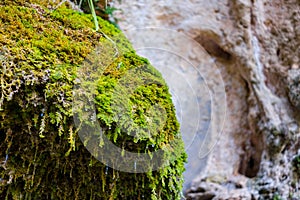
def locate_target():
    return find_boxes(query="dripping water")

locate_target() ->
[134,160,137,172]
[105,166,109,175]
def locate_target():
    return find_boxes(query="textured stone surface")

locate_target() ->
[115,0,300,199]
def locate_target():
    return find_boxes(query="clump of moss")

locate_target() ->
[0,1,186,200]
[292,155,300,177]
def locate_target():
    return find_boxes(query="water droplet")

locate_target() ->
[134,161,137,171]
[117,62,122,69]
[105,166,108,175]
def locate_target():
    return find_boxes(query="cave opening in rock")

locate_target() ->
[194,35,232,61]
[238,133,264,178]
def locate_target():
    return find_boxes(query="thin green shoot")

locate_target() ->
[87,0,99,31]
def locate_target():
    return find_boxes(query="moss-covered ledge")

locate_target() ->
[0,1,186,199]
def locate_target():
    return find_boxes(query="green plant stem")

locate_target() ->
[87,0,99,31]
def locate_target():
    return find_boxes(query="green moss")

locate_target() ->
[0,1,186,200]
[273,194,283,200]
[292,155,300,178]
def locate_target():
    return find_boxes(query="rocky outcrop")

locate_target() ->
[115,0,300,199]
[0,1,186,199]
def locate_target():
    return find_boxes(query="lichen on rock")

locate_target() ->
[0,1,187,199]
[288,68,300,108]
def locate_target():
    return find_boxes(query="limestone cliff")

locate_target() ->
[115,0,300,199]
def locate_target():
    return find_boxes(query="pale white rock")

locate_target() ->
[115,0,300,199]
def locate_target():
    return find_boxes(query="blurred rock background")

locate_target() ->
[113,0,300,199]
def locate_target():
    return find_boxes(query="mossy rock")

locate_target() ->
[0,1,187,199]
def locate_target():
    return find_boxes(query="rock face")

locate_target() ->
[114,0,300,199]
